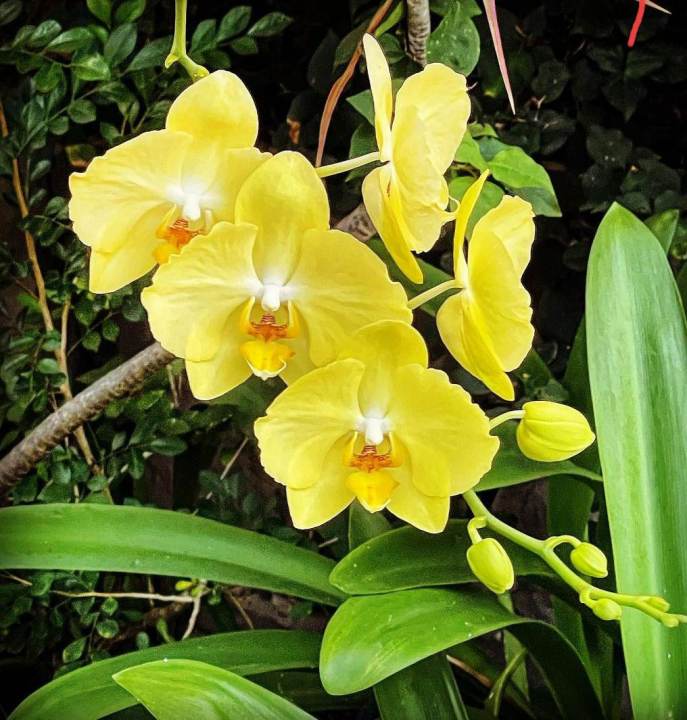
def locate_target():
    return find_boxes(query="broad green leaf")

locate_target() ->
[114,0,145,24]
[46,28,94,53]
[320,587,604,718]
[644,208,679,252]
[0,0,21,26]
[127,36,171,72]
[477,423,602,491]
[10,630,320,720]
[87,0,111,25]
[330,520,551,595]
[348,501,391,551]
[374,654,469,720]
[114,660,315,720]
[217,6,251,42]
[455,131,488,170]
[487,146,561,217]
[28,20,62,47]
[427,0,480,75]
[587,203,687,719]
[0,504,344,606]
[67,99,96,124]
[348,503,470,719]
[104,23,137,66]
[248,11,293,37]
[72,53,111,81]
[34,62,64,92]
[254,671,368,712]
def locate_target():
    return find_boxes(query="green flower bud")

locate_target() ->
[646,596,670,612]
[516,401,595,462]
[466,538,515,595]
[570,543,608,578]
[592,599,622,621]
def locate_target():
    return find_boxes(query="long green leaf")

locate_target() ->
[253,671,368,712]
[113,660,315,720]
[0,504,344,606]
[374,653,469,720]
[330,520,551,595]
[587,202,687,719]
[319,588,604,718]
[477,423,602,491]
[347,504,469,719]
[9,630,320,720]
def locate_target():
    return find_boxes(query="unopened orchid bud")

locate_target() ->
[592,598,622,621]
[516,401,595,462]
[646,596,671,612]
[467,538,515,595]
[570,542,608,578]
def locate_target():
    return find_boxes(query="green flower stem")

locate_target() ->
[166,0,209,82]
[407,279,459,310]
[462,489,687,627]
[315,151,380,178]
[488,410,524,431]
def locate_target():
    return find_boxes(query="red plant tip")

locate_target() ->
[628,0,647,48]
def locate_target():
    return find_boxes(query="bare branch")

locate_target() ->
[0,343,174,495]
[406,0,431,67]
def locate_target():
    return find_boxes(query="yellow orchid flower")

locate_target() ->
[254,320,499,533]
[141,152,411,399]
[436,172,536,400]
[360,34,471,283]
[69,70,268,293]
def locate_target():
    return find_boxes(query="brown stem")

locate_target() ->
[406,0,431,66]
[0,343,174,495]
[0,100,97,470]
[315,0,393,166]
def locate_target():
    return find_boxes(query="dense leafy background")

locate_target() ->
[0,0,685,717]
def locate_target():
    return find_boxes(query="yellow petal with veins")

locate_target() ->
[280,326,316,385]
[254,359,365,490]
[180,144,270,225]
[437,293,517,400]
[166,70,258,147]
[88,205,170,293]
[437,197,535,399]
[337,320,428,414]
[391,105,451,250]
[141,222,259,362]
[468,199,534,369]
[453,170,490,281]
[388,364,499,495]
[386,479,450,534]
[362,34,393,158]
[394,63,470,175]
[475,195,535,278]
[286,438,356,529]
[235,151,329,283]
[362,165,423,283]
[184,305,252,400]
[287,228,411,368]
